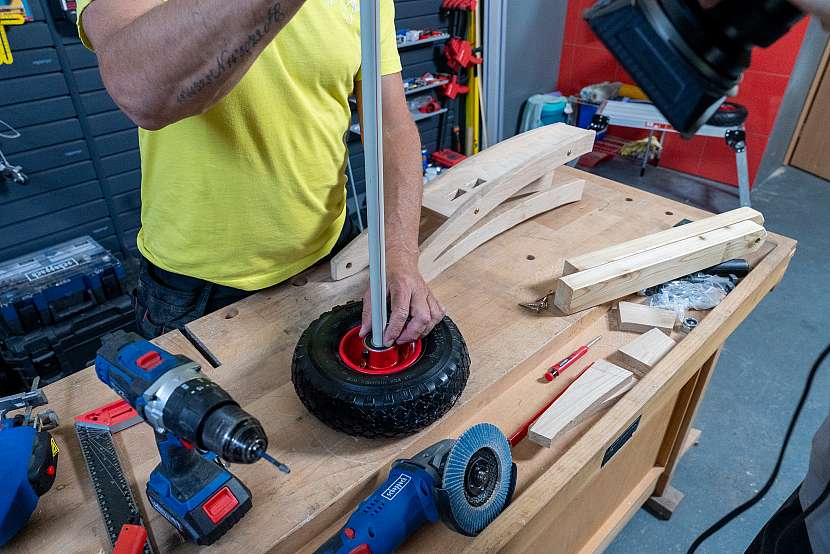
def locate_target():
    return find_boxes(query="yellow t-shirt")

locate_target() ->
[77,0,401,290]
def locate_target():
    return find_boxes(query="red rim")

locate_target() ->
[338,325,423,375]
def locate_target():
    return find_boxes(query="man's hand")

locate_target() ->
[359,254,445,346]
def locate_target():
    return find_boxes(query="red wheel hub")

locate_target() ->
[338,325,423,375]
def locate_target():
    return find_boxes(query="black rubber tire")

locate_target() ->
[292,301,470,438]
[707,101,749,127]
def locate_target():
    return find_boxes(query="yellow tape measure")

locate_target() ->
[0,13,26,65]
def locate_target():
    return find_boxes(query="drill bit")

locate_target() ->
[258,450,290,474]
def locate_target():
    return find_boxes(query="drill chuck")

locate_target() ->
[200,404,269,464]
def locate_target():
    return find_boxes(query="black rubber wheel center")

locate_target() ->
[464,447,499,507]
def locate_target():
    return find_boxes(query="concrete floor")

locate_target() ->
[588,159,830,553]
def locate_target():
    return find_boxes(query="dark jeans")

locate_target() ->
[134,216,357,338]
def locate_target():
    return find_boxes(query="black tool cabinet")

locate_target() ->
[0,0,459,262]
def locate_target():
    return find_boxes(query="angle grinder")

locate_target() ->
[317,422,517,554]
[585,0,805,136]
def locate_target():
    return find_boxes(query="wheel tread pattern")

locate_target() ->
[292,302,470,438]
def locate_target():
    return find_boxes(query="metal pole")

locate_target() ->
[360,0,388,348]
[735,147,752,208]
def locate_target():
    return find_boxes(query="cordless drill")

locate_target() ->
[94,331,288,545]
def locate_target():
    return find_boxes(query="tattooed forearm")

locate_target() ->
[176,2,285,104]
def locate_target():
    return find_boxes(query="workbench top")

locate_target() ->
[9,168,796,553]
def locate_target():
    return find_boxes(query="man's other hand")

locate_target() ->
[359,254,445,346]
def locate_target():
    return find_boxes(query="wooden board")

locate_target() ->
[528,360,634,448]
[616,328,677,376]
[617,301,676,334]
[562,207,764,275]
[553,220,767,314]
[12,168,796,554]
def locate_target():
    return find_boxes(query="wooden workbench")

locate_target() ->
[9,167,796,553]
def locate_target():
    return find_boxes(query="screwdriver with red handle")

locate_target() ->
[543,336,601,381]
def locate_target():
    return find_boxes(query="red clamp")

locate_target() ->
[441,0,477,10]
[444,38,482,72]
[418,98,443,113]
[442,75,469,100]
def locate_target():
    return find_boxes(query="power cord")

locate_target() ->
[687,341,830,553]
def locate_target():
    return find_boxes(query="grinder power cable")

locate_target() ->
[316,423,517,554]
[292,0,470,438]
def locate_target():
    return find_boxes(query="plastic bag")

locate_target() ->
[642,273,739,318]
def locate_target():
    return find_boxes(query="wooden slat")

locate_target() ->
[529,360,634,448]
[562,207,764,275]
[554,220,767,314]
[617,301,676,335]
[616,328,677,376]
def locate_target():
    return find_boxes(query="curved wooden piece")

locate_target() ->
[331,124,595,281]
[420,176,585,281]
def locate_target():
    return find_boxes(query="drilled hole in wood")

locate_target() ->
[567,150,572,156]
[527,255,536,261]
[224,308,239,320]
[625,197,633,202]
[346,262,352,269]
[451,188,467,200]
[292,276,308,286]
[474,208,480,215]
[665,211,674,216]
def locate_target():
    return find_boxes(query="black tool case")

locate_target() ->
[0,237,134,393]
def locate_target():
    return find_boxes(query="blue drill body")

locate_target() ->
[94,331,270,545]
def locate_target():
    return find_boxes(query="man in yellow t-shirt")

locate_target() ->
[77,0,444,344]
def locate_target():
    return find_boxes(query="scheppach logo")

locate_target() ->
[24,258,79,282]
[381,474,411,501]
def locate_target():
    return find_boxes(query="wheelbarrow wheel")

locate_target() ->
[292,301,470,438]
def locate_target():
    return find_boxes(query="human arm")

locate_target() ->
[358,73,446,345]
[79,0,306,130]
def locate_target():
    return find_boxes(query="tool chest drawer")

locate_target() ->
[0,118,83,155]
[6,140,89,174]
[0,47,60,80]
[0,97,75,129]
[73,67,104,93]
[0,161,97,206]
[107,169,141,196]
[64,43,98,70]
[87,110,134,136]
[99,149,140,178]
[0,73,69,106]
[0,180,103,227]
[0,200,109,252]
[0,219,116,265]
[80,90,119,115]
[94,129,137,157]
[5,22,53,51]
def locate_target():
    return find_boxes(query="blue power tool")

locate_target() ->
[94,331,289,545]
[0,379,60,546]
[317,423,517,554]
